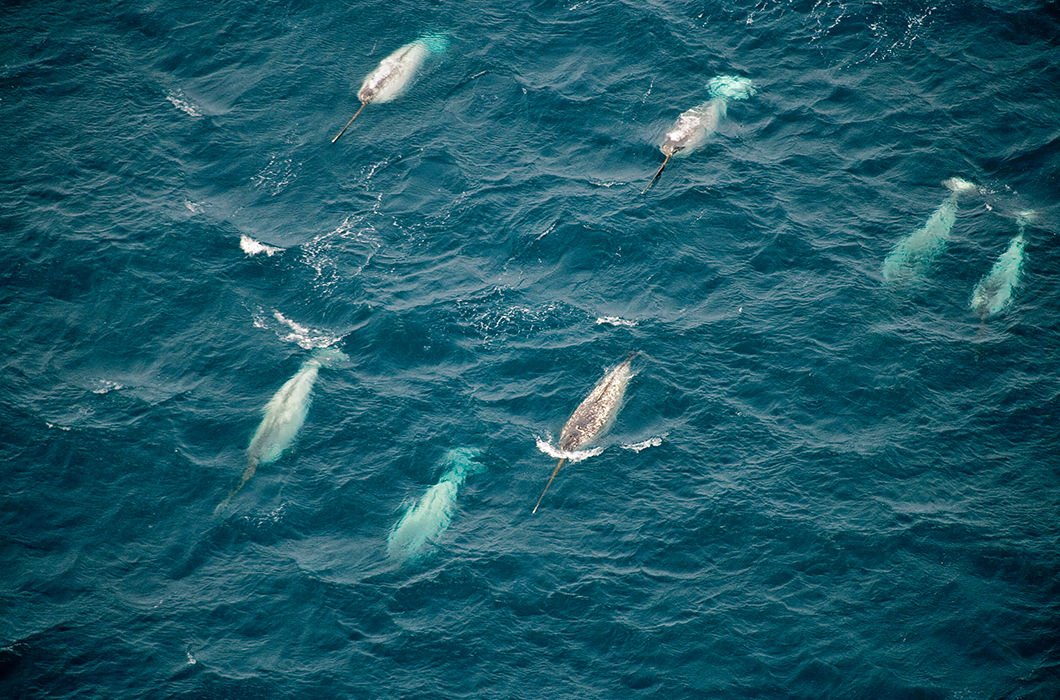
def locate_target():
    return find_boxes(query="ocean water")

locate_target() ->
[2,0,1059,697]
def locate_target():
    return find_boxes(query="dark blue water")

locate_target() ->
[3,1,1059,697]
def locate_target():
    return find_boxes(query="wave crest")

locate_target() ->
[240,234,283,257]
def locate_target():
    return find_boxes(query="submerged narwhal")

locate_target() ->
[331,33,449,143]
[387,448,484,561]
[969,210,1035,319]
[532,354,635,514]
[642,75,756,193]
[216,346,347,512]
[882,177,978,282]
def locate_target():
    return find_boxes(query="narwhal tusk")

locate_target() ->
[331,102,367,143]
[532,457,567,514]
[642,152,671,194]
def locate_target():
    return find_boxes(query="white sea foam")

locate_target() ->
[461,298,574,346]
[91,379,125,395]
[535,437,605,463]
[365,158,391,182]
[272,311,341,350]
[240,234,282,257]
[302,215,380,294]
[251,309,341,350]
[943,176,977,194]
[621,434,667,452]
[596,316,637,327]
[252,154,300,195]
[166,90,201,117]
[237,503,289,529]
[534,221,556,241]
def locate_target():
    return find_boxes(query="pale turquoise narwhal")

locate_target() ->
[882,177,978,282]
[332,33,450,142]
[970,211,1035,319]
[387,448,484,561]
[216,346,348,512]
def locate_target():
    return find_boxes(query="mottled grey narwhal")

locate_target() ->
[532,354,635,514]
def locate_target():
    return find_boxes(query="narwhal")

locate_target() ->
[969,211,1034,318]
[642,75,756,193]
[216,346,348,512]
[532,353,635,514]
[387,448,484,561]
[882,177,978,282]
[331,33,449,143]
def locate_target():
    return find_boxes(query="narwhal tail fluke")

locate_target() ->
[1016,210,1037,232]
[416,32,451,54]
[532,458,567,514]
[642,152,671,194]
[331,102,367,143]
[707,75,756,101]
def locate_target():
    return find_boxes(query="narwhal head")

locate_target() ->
[661,142,684,157]
[558,432,581,453]
[356,86,376,104]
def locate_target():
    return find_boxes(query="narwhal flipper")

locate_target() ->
[642,152,671,194]
[332,102,367,143]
